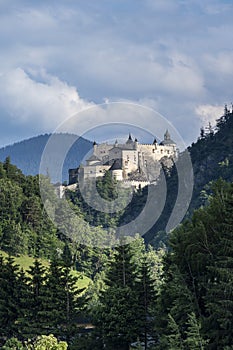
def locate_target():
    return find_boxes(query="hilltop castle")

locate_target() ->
[68,130,178,189]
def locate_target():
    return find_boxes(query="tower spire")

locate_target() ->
[164,129,170,141]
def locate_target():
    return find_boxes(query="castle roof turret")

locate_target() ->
[126,133,134,144]
[109,159,122,171]
[160,129,176,145]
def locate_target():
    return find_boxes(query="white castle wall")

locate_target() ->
[138,144,177,163]
[112,169,123,181]
[81,134,178,183]
[82,165,111,179]
[121,149,138,175]
[121,180,150,189]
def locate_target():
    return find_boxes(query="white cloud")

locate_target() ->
[0,68,93,131]
[195,104,224,126]
[0,0,232,147]
[204,51,233,75]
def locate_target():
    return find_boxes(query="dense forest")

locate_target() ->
[1,108,233,349]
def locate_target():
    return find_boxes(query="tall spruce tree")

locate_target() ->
[44,258,86,341]
[18,259,48,339]
[136,256,157,349]
[92,238,159,349]
[94,240,144,349]
[0,256,21,341]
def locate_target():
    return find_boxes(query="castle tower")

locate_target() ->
[109,159,123,181]
[160,130,176,146]
[93,140,97,154]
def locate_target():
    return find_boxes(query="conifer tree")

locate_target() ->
[155,179,233,349]
[0,256,21,340]
[184,312,207,350]
[165,314,184,350]
[94,240,146,349]
[18,259,48,339]
[43,258,85,341]
[136,256,157,349]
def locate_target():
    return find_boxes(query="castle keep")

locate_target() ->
[69,130,178,189]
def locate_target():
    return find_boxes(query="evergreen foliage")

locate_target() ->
[155,179,233,349]
[2,109,233,349]
[0,255,86,346]
[93,238,158,349]
[0,158,63,259]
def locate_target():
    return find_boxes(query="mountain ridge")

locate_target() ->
[0,133,93,182]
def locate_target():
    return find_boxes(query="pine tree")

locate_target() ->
[166,314,184,350]
[0,256,21,341]
[203,182,233,348]
[136,256,157,349]
[18,259,48,339]
[43,258,85,341]
[94,240,146,349]
[184,312,208,350]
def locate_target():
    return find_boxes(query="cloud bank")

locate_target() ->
[0,0,232,146]
[0,68,92,133]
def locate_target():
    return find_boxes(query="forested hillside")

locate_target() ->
[0,157,115,278]
[2,178,233,349]
[2,108,233,349]
[0,157,59,257]
[188,106,233,208]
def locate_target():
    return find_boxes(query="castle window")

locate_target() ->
[127,155,129,161]
[152,149,155,153]
[161,150,163,153]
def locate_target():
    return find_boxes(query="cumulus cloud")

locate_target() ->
[0,68,93,131]
[0,0,232,147]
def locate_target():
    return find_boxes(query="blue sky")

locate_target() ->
[0,0,233,147]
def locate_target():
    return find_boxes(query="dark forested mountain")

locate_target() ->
[0,134,92,182]
[137,107,233,243]
[188,107,233,209]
